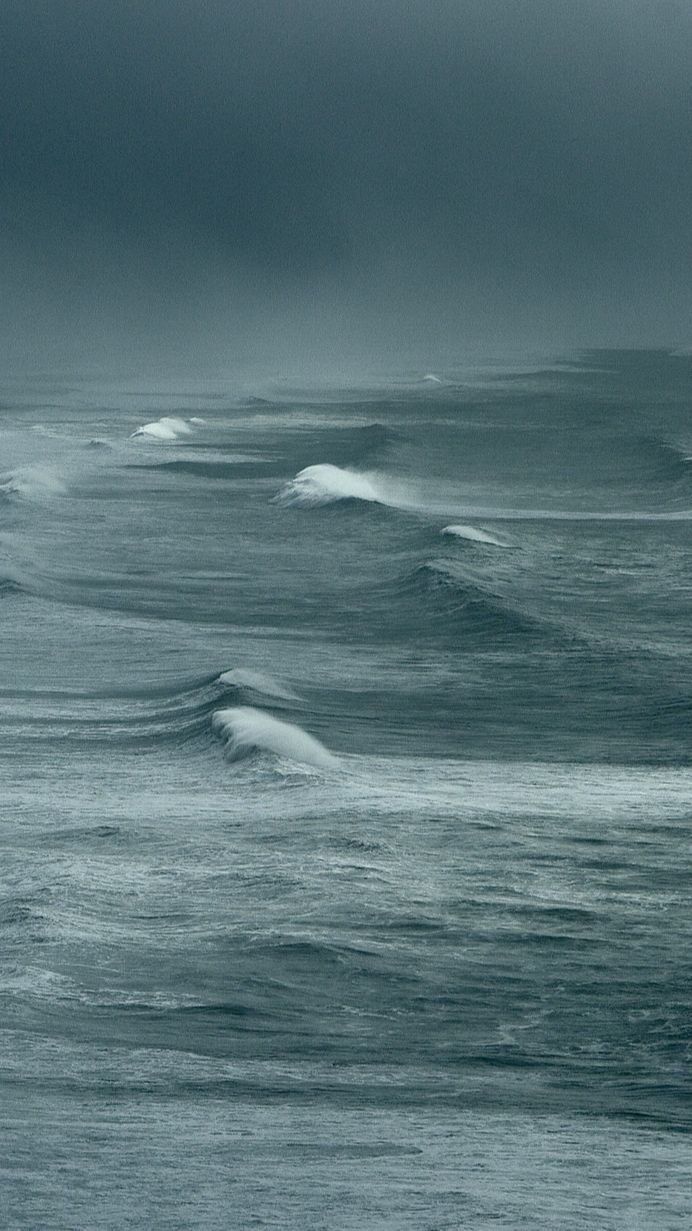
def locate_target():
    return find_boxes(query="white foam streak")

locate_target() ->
[212,706,339,770]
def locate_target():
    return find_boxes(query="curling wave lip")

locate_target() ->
[211,706,340,770]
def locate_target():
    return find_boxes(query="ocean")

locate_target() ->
[1,349,691,1228]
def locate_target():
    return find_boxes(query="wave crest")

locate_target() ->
[217,669,299,702]
[274,464,384,507]
[211,706,339,769]
[441,524,510,547]
[130,417,195,441]
[400,559,547,639]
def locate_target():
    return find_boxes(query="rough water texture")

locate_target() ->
[1,350,691,1229]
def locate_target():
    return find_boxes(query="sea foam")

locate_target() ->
[211,706,339,769]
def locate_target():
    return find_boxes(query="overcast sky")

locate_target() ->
[2,0,691,368]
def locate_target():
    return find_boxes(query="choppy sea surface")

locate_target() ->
[1,349,691,1228]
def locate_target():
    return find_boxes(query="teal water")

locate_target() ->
[1,351,691,1228]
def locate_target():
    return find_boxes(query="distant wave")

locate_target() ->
[211,706,339,769]
[351,422,398,453]
[274,464,391,508]
[441,524,511,547]
[631,437,691,478]
[130,417,195,441]
[603,436,692,505]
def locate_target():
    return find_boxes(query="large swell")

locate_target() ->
[2,351,692,1230]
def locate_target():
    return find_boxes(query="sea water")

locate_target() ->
[1,350,691,1228]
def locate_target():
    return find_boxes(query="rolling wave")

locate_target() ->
[617,436,692,492]
[307,423,399,467]
[2,668,310,753]
[211,706,339,769]
[125,457,272,480]
[273,451,692,521]
[217,669,299,702]
[0,576,24,597]
[396,558,551,640]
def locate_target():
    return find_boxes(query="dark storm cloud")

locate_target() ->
[2,0,692,362]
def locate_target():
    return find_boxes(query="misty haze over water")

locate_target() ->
[2,1,692,367]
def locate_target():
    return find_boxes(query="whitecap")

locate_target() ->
[273,463,385,507]
[130,416,194,441]
[441,523,510,547]
[211,706,339,770]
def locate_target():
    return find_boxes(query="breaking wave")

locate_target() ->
[4,669,303,751]
[274,464,386,507]
[130,417,196,441]
[211,706,339,769]
[441,524,511,547]
[217,669,299,702]
[0,464,67,502]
